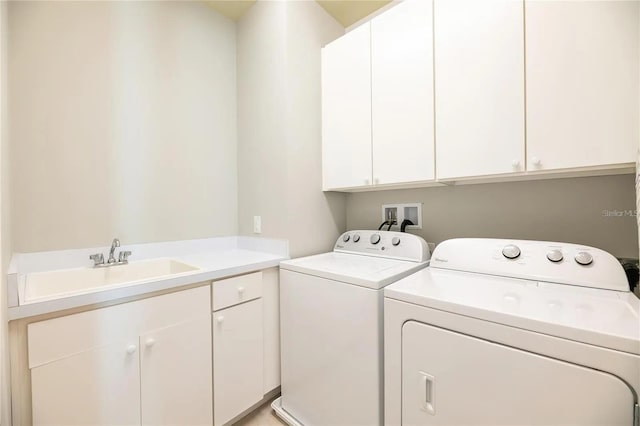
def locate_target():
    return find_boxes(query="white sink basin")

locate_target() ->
[23,258,201,303]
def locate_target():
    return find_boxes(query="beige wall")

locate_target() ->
[237,0,346,258]
[1,0,10,422]
[347,174,639,258]
[9,1,238,253]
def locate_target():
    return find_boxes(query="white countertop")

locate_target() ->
[8,236,289,320]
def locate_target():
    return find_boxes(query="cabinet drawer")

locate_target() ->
[213,272,262,311]
[28,285,210,369]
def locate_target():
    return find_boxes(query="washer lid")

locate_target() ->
[385,268,640,355]
[280,252,428,290]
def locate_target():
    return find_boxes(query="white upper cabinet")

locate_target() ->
[435,0,525,180]
[371,0,435,185]
[322,23,372,190]
[321,0,638,191]
[526,1,639,171]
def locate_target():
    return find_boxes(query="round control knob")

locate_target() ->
[126,345,137,355]
[145,338,155,348]
[370,234,381,245]
[574,251,593,266]
[546,249,563,263]
[511,159,520,168]
[353,234,360,243]
[343,234,350,243]
[502,244,521,259]
[391,237,401,246]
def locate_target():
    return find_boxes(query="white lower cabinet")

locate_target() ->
[140,316,213,426]
[28,286,212,426]
[213,299,264,426]
[261,267,280,394]
[27,271,280,426]
[212,269,281,425]
[31,339,141,426]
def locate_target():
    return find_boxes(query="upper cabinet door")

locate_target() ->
[322,24,372,190]
[526,1,639,171]
[435,0,525,180]
[371,0,435,185]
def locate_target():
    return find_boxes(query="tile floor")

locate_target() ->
[235,397,287,426]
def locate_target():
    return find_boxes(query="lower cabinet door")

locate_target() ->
[401,321,635,426]
[140,315,213,426]
[31,339,141,426]
[213,299,264,426]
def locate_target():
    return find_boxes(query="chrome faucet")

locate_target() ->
[89,238,131,267]
[108,238,120,264]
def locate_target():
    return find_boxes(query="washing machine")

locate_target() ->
[384,238,640,426]
[272,230,431,426]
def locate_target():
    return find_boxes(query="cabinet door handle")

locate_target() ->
[532,157,542,166]
[237,286,245,295]
[420,371,435,415]
[511,159,520,168]
[145,338,155,348]
[126,344,137,355]
[364,177,370,185]
[216,316,225,325]
[374,177,380,185]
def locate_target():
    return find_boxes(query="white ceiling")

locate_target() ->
[206,0,393,27]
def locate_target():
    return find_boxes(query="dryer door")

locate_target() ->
[402,321,635,426]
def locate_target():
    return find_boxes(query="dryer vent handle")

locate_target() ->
[420,371,436,415]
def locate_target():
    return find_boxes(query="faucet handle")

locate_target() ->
[118,251,132,263]
[89,253,104,266]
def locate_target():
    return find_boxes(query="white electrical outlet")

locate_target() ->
[253,216,262,234]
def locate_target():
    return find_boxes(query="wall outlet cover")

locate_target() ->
[253,216,262,234]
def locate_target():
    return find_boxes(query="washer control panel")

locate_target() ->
[431,238,628,292]
[499,245,595,267]
[334,230,430,263]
